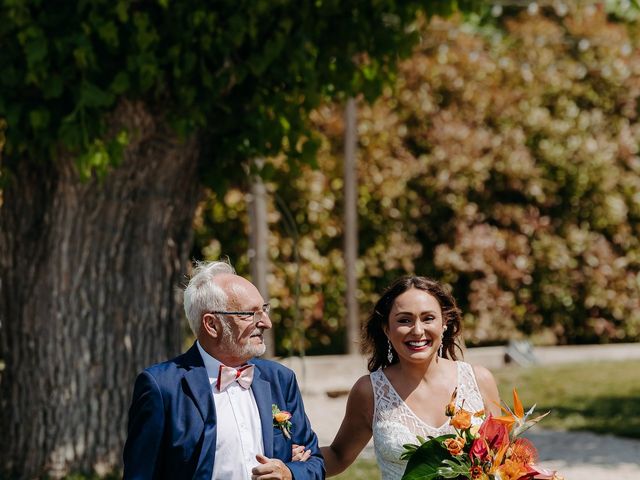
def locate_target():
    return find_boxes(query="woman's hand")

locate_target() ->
[291,444,311,462]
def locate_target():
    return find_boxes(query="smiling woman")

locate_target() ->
[317,275,503,479]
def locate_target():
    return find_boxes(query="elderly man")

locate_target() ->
[123,260,324,479]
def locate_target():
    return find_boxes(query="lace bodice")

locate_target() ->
[370,362,484,480]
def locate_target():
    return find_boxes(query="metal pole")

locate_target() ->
[344,98,359,354]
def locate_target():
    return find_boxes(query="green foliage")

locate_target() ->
[0,0,464,179]
[196,3,640,351]
[397,6,640,344]
[401,434,456,480]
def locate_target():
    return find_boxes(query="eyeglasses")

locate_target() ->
[210,303,271,324]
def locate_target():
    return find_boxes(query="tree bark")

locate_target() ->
[0,101,201,478]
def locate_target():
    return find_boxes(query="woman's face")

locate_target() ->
[385,288,446,364]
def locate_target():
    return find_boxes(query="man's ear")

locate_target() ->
[202,313,221,339]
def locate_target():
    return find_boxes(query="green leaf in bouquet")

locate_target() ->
[400,443,418,460]
[401,434,455,480]
[512,410,550,438]
[438,458,473,479]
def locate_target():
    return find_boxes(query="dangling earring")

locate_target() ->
[439,325,448,358]
[387,340,394,363]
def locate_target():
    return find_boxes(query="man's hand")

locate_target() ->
[291,444,311,462]
[251,454,292,480]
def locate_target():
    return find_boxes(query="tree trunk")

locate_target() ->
[0,101,202,478]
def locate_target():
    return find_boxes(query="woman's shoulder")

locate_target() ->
[467,363,496,386]
[345,374,375,422]
[351,373,375,398]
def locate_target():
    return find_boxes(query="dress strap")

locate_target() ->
[455,361,485,414]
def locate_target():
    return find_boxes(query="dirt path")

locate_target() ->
[526,429,640,480]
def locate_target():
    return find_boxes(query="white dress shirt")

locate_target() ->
[197,342,264,480]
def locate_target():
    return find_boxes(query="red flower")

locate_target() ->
[470,438,489,462]
[478,415,510,453]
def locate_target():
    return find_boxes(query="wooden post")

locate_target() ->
[248,162,275,357]
[344,98,360,354]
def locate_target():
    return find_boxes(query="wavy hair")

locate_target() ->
[363,276,463,372]
[183,259,236,336]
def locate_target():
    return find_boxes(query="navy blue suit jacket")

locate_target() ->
[123,343,324,479]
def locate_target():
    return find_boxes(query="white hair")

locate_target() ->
[183,260,236,336]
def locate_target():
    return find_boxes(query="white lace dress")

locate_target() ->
[370,362,485,480]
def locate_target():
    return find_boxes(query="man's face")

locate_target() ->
[217,276,272,364]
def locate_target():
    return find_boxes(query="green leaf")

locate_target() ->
[300,137,319,166]
[115,0,129,22]
[25,35,48,68]
[402,434,455,480]
[29,109,50,130]
[77,139,111,181]
[42,75,64,99]
[98,21,119,48]
[438,458,473,479]
[110,72,130,94]
[80,82,115,108]
[279,115,291,132]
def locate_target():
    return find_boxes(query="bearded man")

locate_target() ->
[123,260,324,480]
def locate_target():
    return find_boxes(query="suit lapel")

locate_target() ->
[181,344,217,479]
[184,364,215,422]
[182,345,215,421]
[250,364,274,457]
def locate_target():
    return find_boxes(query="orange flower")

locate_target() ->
[495,459,528,480]
[443,436,466,456]
[450,408,472,430]
[274,411,291,423]
[494,388,525,431]
[509,437,538,465]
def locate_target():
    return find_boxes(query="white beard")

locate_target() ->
[220,320,266,360]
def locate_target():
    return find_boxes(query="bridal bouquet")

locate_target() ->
[401,388,563,480]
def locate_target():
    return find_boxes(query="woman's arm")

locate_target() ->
[320,375,375,476]
[472,364,502,417]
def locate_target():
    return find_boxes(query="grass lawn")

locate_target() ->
[333,458,381,480]
[494,358,640,438]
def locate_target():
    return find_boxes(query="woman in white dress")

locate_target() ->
[319,276,502,479]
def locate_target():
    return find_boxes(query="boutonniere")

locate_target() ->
[272,404,292,439]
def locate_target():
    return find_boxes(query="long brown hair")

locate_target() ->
[363,276,463,372]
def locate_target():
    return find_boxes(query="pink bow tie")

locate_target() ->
[216,364,255,391]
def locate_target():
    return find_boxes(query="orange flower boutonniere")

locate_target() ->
[272,404,292,439]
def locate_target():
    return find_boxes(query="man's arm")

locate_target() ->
[123,371,165,480]
[282,372,325,480]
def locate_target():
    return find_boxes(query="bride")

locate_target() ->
[318,275,502,479]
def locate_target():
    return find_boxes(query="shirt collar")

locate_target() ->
[196,341,223,383]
